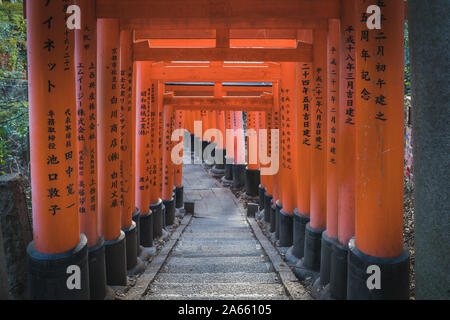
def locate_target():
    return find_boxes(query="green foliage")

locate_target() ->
[404,21,411,96]
[0,1,28,175]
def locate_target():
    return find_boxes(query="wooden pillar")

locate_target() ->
[245,111,260,196]
[149,80,163,239]
[119,29,141,271]
[296,27,328,279]
[157,81,165,202]
[174,109,184,209]
[223,110,234,183]
[329,0,358,300]
[290,62,313,261]
[270,83,280,235]
[162,88,176,226]
[347,0,409,299]
[212,109,226,172]
[232,111,246,189]
[257,111,267,209]
[26,0,89,299]
[278,62,298,247]
[97,18,127,286]
[314,18,341,291]
[135,61,153,248]
[75,0,109,299]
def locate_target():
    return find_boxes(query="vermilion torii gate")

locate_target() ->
[24,0,409,300]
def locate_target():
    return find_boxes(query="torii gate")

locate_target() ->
[24,0,409,301]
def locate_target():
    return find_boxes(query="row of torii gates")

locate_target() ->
[25,0,411,300]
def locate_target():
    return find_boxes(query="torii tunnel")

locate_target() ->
[20,0,448,301]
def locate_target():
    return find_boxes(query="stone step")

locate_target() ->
[154,272,279,284]
[146,283,287,299]
[171,246,264,257]
[166,255,268,266]
[160,261,273,274]
[145,294,289,300]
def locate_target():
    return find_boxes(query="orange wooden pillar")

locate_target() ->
[329,0,358,300]
[257,111,267,210]
[97,19,127,286]
[290,62,313,261]
[74,0,108,300]
[193,109,203,164]
[26,0,89,299]
[204,109,217,167]
[162,89,176,226]
[174,109,184,209]
[211,110,226,174]
[314,18,341,290]
[157,82,165,208]
[278,63,298,247]
[269,83,280,234]
[348,0,409,299]
[296,27,328,278]
[149,80,163,240]
[232,111,246,188]
[222,110,234,183]
[119,29,141,272]
[135,61,154,249]
[200,108,209,160]
[245,111,261,196]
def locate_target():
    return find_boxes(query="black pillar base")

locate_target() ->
[245,168,260,197]
[289,208,310,261]
[232,164,246,188]
[123,221,138,270]
[275,200,282,240]
[190,133,195,154]
[278,209,293,247]
[269,199,276,233]
[139,210,153,248]
[258,185,265,208]
[201,140,209,156]
[104,231,127,286]
[312,231,336,298]
[294,223,322,281]
[161,204,166,228]
[88,237,108,300]
[224,157,234,181]
[163,197,175,226]
[27,234,89,300]
[329,240,349,300]
[271,203,277,239]
[263,192,272,223]
[175,186,184,209]
[131,209,141,255]
[347,238,410,300]
[212,148,226,170]
[150,199,163,239]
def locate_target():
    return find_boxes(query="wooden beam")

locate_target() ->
[97,0,339,29]
[142,39,298,48]
[148,63,281,82]
[165,84,272,97]
[133,41,313,62]
[134,29,299,40]
[167,96,273,111]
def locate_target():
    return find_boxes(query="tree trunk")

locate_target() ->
[409,0,450,300]
[0,173,32,299]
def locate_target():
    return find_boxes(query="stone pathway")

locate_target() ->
[144,164,289,300]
